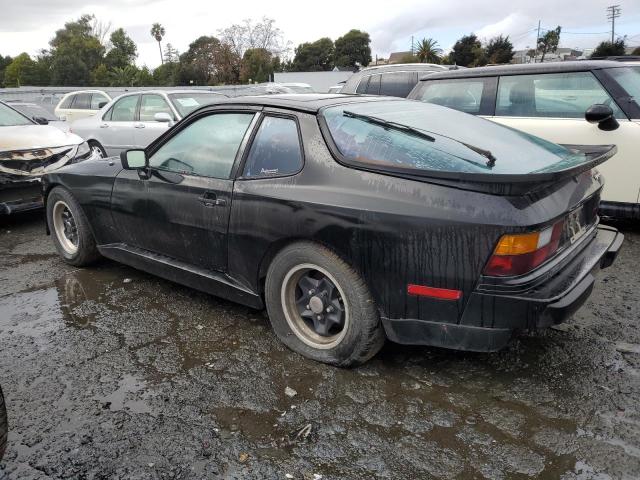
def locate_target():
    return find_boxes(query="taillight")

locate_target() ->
[484,220,564,277]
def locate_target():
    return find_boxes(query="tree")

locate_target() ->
[178,35,241,85]
[4,53,38,87]
[415,38,442,63]
[451,34,485,67]
[109,65,137,86]
[0,54,12,87]
[591,39,626,58]
[105,28,137,70]
[163,43,179,63]
[218,17,290,59]
[537,26,561,63]
[153,62,179,86]
[135,66,155,86]
[485,35,514,64]
[48,14,105,85]
[291,37,334,71]
[150,23,166,65]
[91,64,110,86]
[240,48,273,83]
[633,47,640,55]
[334,29,372,68]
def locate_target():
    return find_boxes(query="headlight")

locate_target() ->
[73,141,92,162]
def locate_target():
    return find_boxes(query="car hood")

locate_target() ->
[0,125,83,152]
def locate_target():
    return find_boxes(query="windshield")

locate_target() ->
[169,93,225,117]
[606,67,640,115]
[0,102,33,127]
[7,103,57,121]
[321,101,588,176]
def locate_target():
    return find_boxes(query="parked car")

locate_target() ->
[408,61,640,219]
[4,100,70,132]
[280,82,316,93]
[43,95,622,366]
[340,63,451,97]
[0,100,98,215]
[54,90,112,123]
[70,90,228,157]
[589,55,640,71]
[328,82,345,94]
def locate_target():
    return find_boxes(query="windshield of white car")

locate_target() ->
[169,93,225,116]
[0,103,34,127]
[7,103,57,122]
[606,67,640,112]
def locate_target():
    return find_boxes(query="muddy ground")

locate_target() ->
[0,212,638,480]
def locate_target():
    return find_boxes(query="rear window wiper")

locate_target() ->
[343,110,435,142]
[460,142,497,168]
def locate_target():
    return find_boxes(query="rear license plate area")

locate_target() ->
[564,205,587,245]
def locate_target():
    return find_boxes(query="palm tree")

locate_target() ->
[416,38,443,64]
[109,66,137,86]
[150,23,166,65]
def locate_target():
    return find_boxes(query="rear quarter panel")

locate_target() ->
[228,113,604,325]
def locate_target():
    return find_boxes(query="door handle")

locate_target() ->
[100,123,108,128]
[134,123,145,129]
[199,192,226,207]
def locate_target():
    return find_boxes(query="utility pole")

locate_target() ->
[533,20,541,63]
[411,36,414,56]
[607,5,621,43]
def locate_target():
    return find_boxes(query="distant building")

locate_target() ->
[388,51,413,64]
[512,48,584,64]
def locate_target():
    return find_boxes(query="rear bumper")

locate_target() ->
[382,225,623,352]
[0,180,43,215]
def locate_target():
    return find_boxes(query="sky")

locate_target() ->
[0,0,639,67]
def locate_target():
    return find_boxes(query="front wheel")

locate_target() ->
[47,187,100,266]
[265,243,385,367]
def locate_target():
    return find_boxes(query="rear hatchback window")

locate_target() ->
[321,101,589,176]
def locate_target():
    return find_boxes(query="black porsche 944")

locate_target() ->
[42,94,623,366]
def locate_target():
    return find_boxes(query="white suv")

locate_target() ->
[54,90,111,123]
[408,61,640,219]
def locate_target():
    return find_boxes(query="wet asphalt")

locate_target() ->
[0,212,638,480]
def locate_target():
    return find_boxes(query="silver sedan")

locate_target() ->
[69,90,227,157]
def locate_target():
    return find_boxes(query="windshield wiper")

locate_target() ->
[460,142,497,168]
[343,110,435,142]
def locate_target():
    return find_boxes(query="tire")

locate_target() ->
[46,186,100,266]
[87,140,106,158]
[265,242,385,367]
[0,385,7,460]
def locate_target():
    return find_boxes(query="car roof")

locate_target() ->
[194,93,402,114]
[114,89,228,98]
[418,60,628,80]
[357,63,450,74]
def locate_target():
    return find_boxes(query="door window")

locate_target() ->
[90,93,109,110]
[148,113,255,178]
[242,116,303,178]
[365,74,381,95]
[356,76,370,94]
[379,72,418,97]
[71,93,91,110]
[417,80,486,114]
[496,72,624,118]
[105,95,139,121]
[59,95,74,109]
[139,94,175,121]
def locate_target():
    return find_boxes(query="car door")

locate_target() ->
[133,94,177,148]
[67,93,91,123]
[486,71,640,204]
[112,109,258,272]
[98,94,139,156]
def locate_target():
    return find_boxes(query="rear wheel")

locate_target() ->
[47,187,100,266]
[265,242,385,367]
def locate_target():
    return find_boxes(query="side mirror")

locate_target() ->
[154,112,173,123]
[585,104,619,131]
[33,116,49,125]
[98,101,108,109]
[120,149,147,170]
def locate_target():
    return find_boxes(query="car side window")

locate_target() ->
[148,113,255,179]
[365,74,381,95]
[90,93,108,110]
[72,93,91,110]
[356,76,370,94]
[242,116,303,178]
[379,72,418,97]
[496,72,624,119]
[106,95,139,122]
[60,95,74,109]
[418,80,486,114]
[139,94,175,121]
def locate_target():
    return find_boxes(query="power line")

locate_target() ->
[607,5,622,43]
